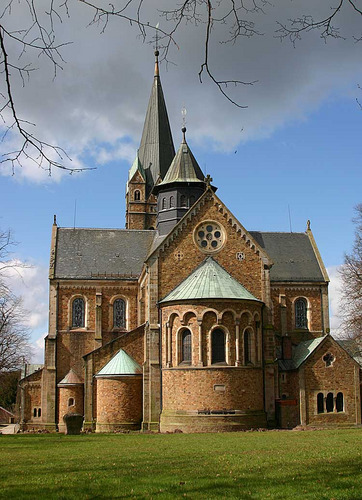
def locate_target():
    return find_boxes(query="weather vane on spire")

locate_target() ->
[155,23,160,52]
[181,106,187,128]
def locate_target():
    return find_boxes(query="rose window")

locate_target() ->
[194,221,225,253]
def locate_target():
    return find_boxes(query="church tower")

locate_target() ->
[154,127,207,235]
[126,51,175,230]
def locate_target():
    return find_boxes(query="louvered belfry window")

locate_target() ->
[181,329,191,364]
[72,298,85,328]
[212,329,225,364]
[295,298,308,329]
[113,299,126,328]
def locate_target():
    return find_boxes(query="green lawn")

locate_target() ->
[0,429,361,499]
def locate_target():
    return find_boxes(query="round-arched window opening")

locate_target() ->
[211,329,226,364]
[180,329,192,364]
[134,190,141,201]
[194,221,226,253]
[68,398,75,407]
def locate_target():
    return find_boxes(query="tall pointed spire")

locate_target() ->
[138,51,175,194]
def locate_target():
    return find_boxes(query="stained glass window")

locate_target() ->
[113,299,126,328]
[295,298,308,329]
[181,329,191,364]
[211,329,225,364]
[72,298,85,328]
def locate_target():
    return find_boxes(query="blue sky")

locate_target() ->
[0,1,361,361]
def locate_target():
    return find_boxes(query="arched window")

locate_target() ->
[244,330,252,364]
[162,198,166,210]
[68,398,75,407]
[317,393,324,413]
[190,195,195,206]
[113,299,126,328]
[336,392,344,412]
[72,298,85,328]
[181,329,192,364]
[295,298,308,329]
[33,408,37,418]
[211,329,225,364]
[170,196,175,208]
[326,392,334,413]
[134,190,141,201]
[180,195,187,208]
[37,408,41,418]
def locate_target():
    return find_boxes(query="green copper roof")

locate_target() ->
[126,154,145,194]
[96,349,142,377]
[158,129,205,187]
[293,336,325,368]
[160,257,260,303]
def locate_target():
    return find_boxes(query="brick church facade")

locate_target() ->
[18,52,361,432]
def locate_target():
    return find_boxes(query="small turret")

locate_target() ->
[154,128,211,235]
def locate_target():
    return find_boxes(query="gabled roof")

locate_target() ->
[96,349,142,377]
[250,232,326,282]
[156,129,205,188]
[54,228,155,279]
[126,154,145,194]
[160,256,260,303]
[336,339,362,367]
[58,369,83,386]
[147,187,272,265]
[138,52,175,193]
[278,336,326,371]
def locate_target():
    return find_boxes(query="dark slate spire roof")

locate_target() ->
[157,127,205,188]
[138,51,175,194]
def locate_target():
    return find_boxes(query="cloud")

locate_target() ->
[1,259,48,343]
[1,1,362,182]
[327,265,343,337]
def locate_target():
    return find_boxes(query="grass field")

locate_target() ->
[0,428,361,499]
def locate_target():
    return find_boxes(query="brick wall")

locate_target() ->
[162,367,264,411]
[58,385,84,432]
[96,376,142,431]
[158,196,265,301]
[303,336,360,425]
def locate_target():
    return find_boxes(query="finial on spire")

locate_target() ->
[205,174,213,187]
[154,50,159,77]
[182,126,187,143]
[307,219,311,231]
[53,214,57,226]
[154,23,160,77]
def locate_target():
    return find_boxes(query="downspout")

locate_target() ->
[320,286,325,334]
[158,303,163,414]
[54,281,59,431]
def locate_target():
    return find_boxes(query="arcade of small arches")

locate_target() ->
[162,306,262,369]
[160,193,196,211]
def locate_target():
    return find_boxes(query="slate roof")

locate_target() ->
[157,131,205,188]
[58,369,83,386]
[278,336,326,371]
[250,232,325,282]
[96,349,142,377]
[54,228,155,279]
[336,339,362,367]
[138,54,175,193]
[160,256,260,303]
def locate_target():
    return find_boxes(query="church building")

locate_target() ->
[18,52,361,433]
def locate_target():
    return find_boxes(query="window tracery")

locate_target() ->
[295,298,308,329]
[72,298,85,328]
[113,298,126,329]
